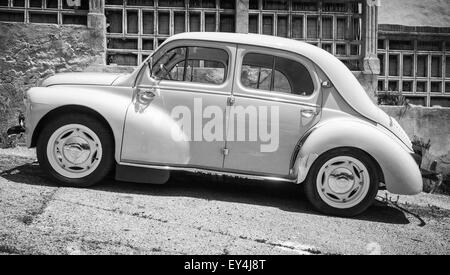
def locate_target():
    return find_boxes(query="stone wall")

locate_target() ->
[381,105,450,178]
[0,22,105,138]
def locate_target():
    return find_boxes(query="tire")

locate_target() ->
[36,113,114,187]
[304,148,379,217]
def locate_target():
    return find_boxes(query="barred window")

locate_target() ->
[248,0,363,70]
[105,0,236,66]
[0,0,88,25]
[377,38,450,107]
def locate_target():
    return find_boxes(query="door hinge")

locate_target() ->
[227,95,235,106]
[222,148,229,155]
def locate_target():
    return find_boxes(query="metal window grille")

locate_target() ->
[377,38,450,107]
[0,0,88,25]
[248,0,364,70]
[105,0,236,66]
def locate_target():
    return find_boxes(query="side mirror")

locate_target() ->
[321,80,333,88]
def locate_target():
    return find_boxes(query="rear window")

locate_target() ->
[241,53,314,96]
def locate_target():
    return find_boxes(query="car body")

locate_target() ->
[23,32,422,216]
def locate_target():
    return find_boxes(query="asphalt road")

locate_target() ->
[0,148,449,255]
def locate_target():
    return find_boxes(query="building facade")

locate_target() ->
[377,0,450,107]
[101,0,372,71]
[0,0,449,135]
[0,0,381,90]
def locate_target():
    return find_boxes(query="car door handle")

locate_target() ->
[300,108,319,118]
[138,88,156,100]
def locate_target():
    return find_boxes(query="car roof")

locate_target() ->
[164,32,383,124]
[165,32,319,56]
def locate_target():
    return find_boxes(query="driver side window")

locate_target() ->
[152,46,228,85]
[152,47,187,80]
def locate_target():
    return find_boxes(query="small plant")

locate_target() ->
[411,135,431,156]
[0,131,17,148]
[377,91,406,106]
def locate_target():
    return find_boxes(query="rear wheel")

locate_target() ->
[36,114,114,187]
[304,148,379,217]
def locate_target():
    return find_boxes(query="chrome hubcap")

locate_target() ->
[47,124,102,179]
[328,167,355,194]
[316,156,370,209]
[62,136,91,164]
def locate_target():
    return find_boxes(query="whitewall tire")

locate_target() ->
[304,148,379,217]
[37,114,114,187]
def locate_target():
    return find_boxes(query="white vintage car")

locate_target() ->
[23,32,422,216]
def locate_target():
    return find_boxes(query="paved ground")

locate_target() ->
[0,147,449,255]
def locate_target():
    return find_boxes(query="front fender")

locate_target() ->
[26,85,134,162]
[293,118,422,195]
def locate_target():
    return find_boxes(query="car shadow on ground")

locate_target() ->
[1,162,413,225]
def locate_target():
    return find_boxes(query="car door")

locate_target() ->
[121,41,236,169]
[223,45,322,177]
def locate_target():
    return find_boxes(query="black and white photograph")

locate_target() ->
[0,0,449,260]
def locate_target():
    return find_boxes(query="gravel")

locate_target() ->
[0,147,449,255]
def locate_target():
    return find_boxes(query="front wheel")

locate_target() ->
[304,148,379,217]
[36,114,114,187]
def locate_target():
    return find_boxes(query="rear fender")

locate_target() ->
[293,118,422,195]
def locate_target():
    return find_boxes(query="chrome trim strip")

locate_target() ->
[233,92,319,108]
[139,84,231,96]
[118,161,296,183]
[162,86,230,96]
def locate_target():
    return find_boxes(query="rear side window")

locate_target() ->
[241,53,314,96]
[153,46,228,85]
